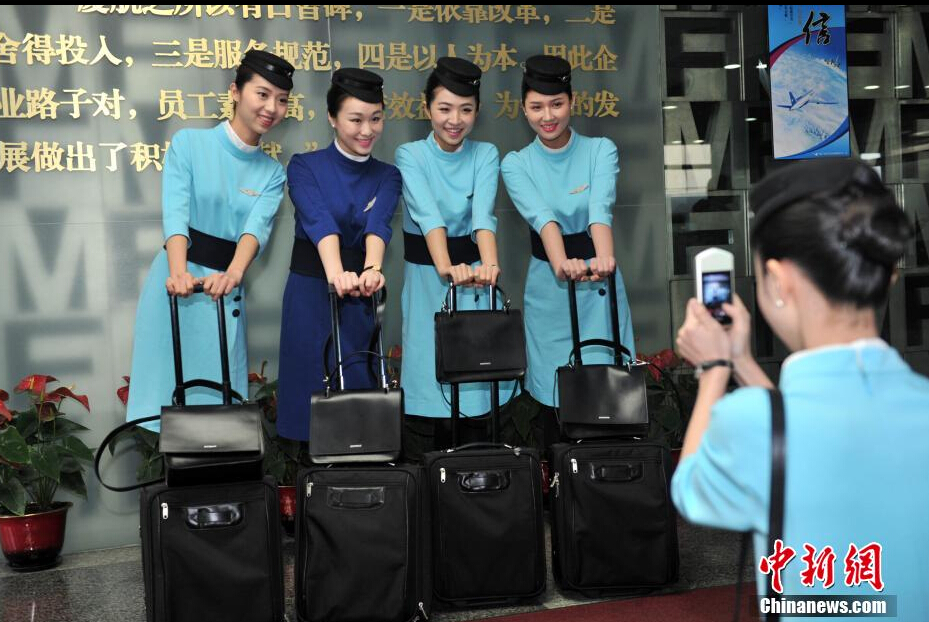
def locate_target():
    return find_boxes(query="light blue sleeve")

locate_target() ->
[501,150,559,234]
[162,130,193,243]
[471,143,499,235]
[588,138,618,229]
[395,143,446,236]
[241,161,285,255]
[671,388,770,533]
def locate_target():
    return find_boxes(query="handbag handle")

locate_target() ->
[94,415,163,492]
[322,350,393,395]
[442,281,511,314]
[569,338,633,367]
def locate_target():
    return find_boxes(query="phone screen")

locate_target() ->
[702,271,732,323]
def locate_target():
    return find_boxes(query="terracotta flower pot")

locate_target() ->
[278,485,296,537]
[0,502,72,571]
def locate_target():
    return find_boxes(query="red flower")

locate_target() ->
[0,389,11,423]
[46,387,90,411]
[248,371,266,385]
[15,374,56,396]
[117,376,130,406]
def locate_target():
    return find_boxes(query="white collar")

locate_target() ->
[334,138,370,162]
[432,132,464,153]
[222,121,260,153]
[539,128,574,154]
[782,338,890,371]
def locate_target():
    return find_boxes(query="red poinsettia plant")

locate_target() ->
[0,375,94,516]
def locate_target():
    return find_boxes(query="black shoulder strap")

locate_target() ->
[734,388,786,622]
[767,388,787,617]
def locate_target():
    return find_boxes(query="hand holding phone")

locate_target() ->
[695,248,734,325]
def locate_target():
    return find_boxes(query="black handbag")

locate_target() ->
[309,288,403,464]
[435,283,527,383]
[556,275,650,439]
[94,285,263,492]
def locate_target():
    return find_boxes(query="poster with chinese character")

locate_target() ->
[768,5,849,159]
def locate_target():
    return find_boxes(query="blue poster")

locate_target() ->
[768,5,849,159]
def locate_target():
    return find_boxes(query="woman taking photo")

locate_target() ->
[396,57,516,460]
[673,158,928,619]
[501,54,635,449]
[127,49,293,425]
[276,68,401,442]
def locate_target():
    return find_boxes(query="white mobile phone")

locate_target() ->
[694,248,734,325]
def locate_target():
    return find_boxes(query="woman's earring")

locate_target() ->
[775,298,785,308]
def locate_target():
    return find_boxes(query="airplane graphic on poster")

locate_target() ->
[776,89,838,111]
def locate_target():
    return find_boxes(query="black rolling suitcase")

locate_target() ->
[549,274,679,595]
[548,441,679,595]
[295,465,431,622]
[424,282,545,607]
[295,289,431,622]
[95,287,285,622]
[140,476,285,622]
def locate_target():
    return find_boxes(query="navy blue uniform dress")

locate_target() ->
[276,141,401,441]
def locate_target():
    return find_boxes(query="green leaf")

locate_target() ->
[59,456,84,474]
[59,436,94,462]
[0,426,29,464]
[47,418,91,439]
[59,471,87,498]
[137,455,164,483]
[0,479,27,516]
[29,444,61,482]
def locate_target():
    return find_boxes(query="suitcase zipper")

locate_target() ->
[306,482,313,498]
[551,472,560,498]
[416,601,429,620]
[161,502,168,519]
[571,458,578,474]
[440,468,446,484]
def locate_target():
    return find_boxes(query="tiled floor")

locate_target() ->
[0,515,750,622]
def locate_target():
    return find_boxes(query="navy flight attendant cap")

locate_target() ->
[331,68,385,104]
[523,55,572,95]
[239,49,295,91]
[432,57,482,97]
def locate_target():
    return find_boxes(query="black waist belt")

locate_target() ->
[185,228,236,271]
[529,230,596,262]
[403,231,480,266]
[290,237,364,278]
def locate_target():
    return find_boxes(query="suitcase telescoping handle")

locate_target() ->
[326,285,389,392]
[567,271,625,366]
[444,279,503,447]
[169,284,244,407]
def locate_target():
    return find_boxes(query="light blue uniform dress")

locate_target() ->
[127,123,284,426]
[673,340,929,621]
[501,130,635,407]
[396,133,518,418]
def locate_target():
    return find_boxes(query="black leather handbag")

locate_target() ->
[94,285,264,492]
[309,288,403,464]
[434,283,527,383]
[556,275,650,439]
[160,286,264,487]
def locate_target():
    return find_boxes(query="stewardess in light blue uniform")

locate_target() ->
[127,50,293,426]
[673,158,929,621]
[397,57,518,430]
[501,55,635,411]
